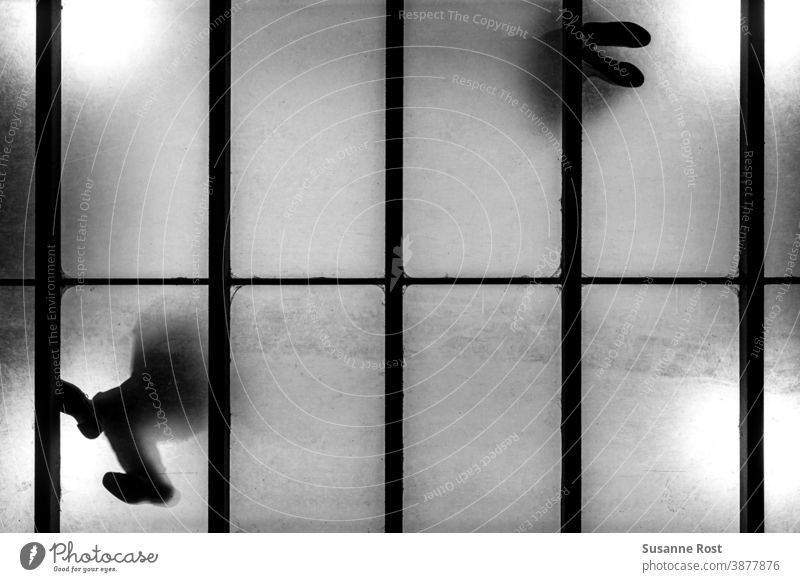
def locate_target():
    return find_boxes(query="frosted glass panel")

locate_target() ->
[765,0,800,276]
[404,1,561,277]
[583,0,739,276]
[230,286,384,531]
[61,0,209,279]
[404,286,561,532]
[0,0,34,278]
[61,286,208,532]
[582,284,738,532]
[765,285,800,531]
[232,1,385,277]
[0,287,33,531]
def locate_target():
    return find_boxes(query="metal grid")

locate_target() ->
[27,0,771,533]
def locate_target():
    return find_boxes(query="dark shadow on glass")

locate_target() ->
[523,13,651,125]
[58,306,207,506]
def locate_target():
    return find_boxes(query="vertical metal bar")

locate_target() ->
[208,0,232,532]
[384,0,404,533]
[560,0,583,533]
[739,0,765,534]
[34,0,61,534]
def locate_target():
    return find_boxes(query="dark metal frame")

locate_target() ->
[560,0,583,533]
[33,0,62,534]
[384,0,405,533]
[739,0,765,534]
[25,0,773,533]
[208,0,233,532]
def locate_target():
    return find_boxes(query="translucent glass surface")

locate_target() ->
[0,0,34,278]
[61,0,209,279]
[765,0,800,276]
[583,0,739,276]
[60,286,208,532]
[582,284,738,532]
[404,1,562,277]
[404,286,561,532]
[232,1,385,277]
[0,287,33,531]
[765,285,800,531]
[230,286,384,532]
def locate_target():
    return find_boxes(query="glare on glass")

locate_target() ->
[582,0,739,276]
[764,285,800,532]
[582,284,738,532]
[61,0,209,279]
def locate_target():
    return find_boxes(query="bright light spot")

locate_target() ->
[683,0,740,70]
[63,0,156,75]
[766,0,800,68]
[765,393,800,517]
[679,383,738,485]
[683,0,800,71]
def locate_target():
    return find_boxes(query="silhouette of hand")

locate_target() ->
[557,14,652,87]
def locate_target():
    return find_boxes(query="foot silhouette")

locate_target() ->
[60,302,207,506]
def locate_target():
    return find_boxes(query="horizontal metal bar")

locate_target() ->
[60,277,202,286]
[584,276,740,285]
[6,275,800,288]
[233,277,380,286]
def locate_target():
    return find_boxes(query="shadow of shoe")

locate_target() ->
[62,300,207,507]
[102,471,180,507]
